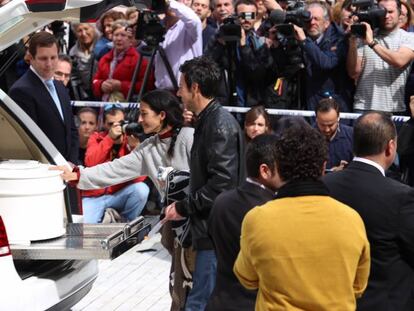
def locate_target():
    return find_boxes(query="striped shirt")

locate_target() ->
[354,28,414,112]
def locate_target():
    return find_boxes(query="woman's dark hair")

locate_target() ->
[141,89,184,157]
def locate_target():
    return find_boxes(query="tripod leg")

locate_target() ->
[127,53,144,102]
[158,47,178,91]
[137,48,157,101]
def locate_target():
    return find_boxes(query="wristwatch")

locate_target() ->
[368,39,379,49]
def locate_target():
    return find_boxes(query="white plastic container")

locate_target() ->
[0,160,66,244]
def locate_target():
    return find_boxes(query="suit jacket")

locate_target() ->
[206,181,276,311]
[9,69,79,163]
[323,160,414,311]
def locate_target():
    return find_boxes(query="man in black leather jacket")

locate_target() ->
[164,56,245,310]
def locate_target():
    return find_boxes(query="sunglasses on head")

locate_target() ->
[104,103,124,112]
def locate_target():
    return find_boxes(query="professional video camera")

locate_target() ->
[264,4,310,77]
[350,0,386,37]
[218,15,242,42]
[134,0,168,47]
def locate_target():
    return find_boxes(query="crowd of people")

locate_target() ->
[1,0,414,309]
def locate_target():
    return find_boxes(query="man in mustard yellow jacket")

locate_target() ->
[234,126,370,311]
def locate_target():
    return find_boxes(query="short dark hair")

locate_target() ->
[315,98,340,115]
[275,126,328,182]
[28,31,58,57]
[235,0,257,13]
[353,111,397,157]
[179,56,222,99]
[246,134,279,178]
[273,116,311,137]
[58,54,72,66]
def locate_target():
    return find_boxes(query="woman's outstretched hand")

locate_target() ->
[49,165,79,182]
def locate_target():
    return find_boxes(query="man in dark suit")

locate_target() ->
[206,134,277,311]
[323,111,414,311]
[9,31,79,164]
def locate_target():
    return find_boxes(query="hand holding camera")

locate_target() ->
[108,121,123,143]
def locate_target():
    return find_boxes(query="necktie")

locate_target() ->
[45,79,64,120]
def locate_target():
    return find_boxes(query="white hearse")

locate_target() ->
[0,1,150,310]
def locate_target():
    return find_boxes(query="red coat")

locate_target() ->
[82,131,146,197]
[92,47,154,99]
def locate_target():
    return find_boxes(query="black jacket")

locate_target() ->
[323,161,414,311]
[206,181,275,311]
[205,34,270,106]
[176,100,245,250]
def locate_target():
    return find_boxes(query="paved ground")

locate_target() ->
[72,219,172,311]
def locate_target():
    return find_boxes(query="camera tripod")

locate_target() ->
[224,41,239,106]
[127,44,178,102]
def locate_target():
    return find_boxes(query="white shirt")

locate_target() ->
[154,0,203,90]
[353,157,385,176]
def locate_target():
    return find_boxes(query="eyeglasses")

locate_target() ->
[104,103,124,111]
[55,71,71,79]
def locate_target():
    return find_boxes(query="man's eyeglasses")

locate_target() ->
[104,103,124,112]
[55,71,71,79]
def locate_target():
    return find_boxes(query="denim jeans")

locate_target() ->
[185,250,217,311]
[82,182,149,223]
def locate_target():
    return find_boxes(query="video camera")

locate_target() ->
[263,1,310,77]
[219,15,242,42]
[133,0,168,47]
[350,0,386,37]
[218,11,258,42]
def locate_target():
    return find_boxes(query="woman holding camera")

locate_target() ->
[57,89,194,311]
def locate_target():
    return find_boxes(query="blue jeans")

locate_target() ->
[185,250,217,311]
[82,182,149,223]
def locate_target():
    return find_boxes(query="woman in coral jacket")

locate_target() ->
[92,19,154,101]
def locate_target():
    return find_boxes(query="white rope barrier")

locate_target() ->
[71,100,411,123]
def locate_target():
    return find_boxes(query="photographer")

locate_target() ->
[155,0,203,90]
[81,104,149,224]
[205,0,270,106]
[292,1,353,112]
[347,0,414,114]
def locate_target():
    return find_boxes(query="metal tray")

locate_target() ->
[10,217,151,260]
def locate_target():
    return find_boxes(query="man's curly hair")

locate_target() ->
[275,127,328,182]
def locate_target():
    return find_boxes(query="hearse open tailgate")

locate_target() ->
[9,217,151,260]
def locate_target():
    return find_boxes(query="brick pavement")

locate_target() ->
[72,232,172,311]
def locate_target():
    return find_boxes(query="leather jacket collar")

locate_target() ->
[195,98,219,127]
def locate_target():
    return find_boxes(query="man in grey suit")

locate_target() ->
[9,31,78,164]
[323,111,414,311]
